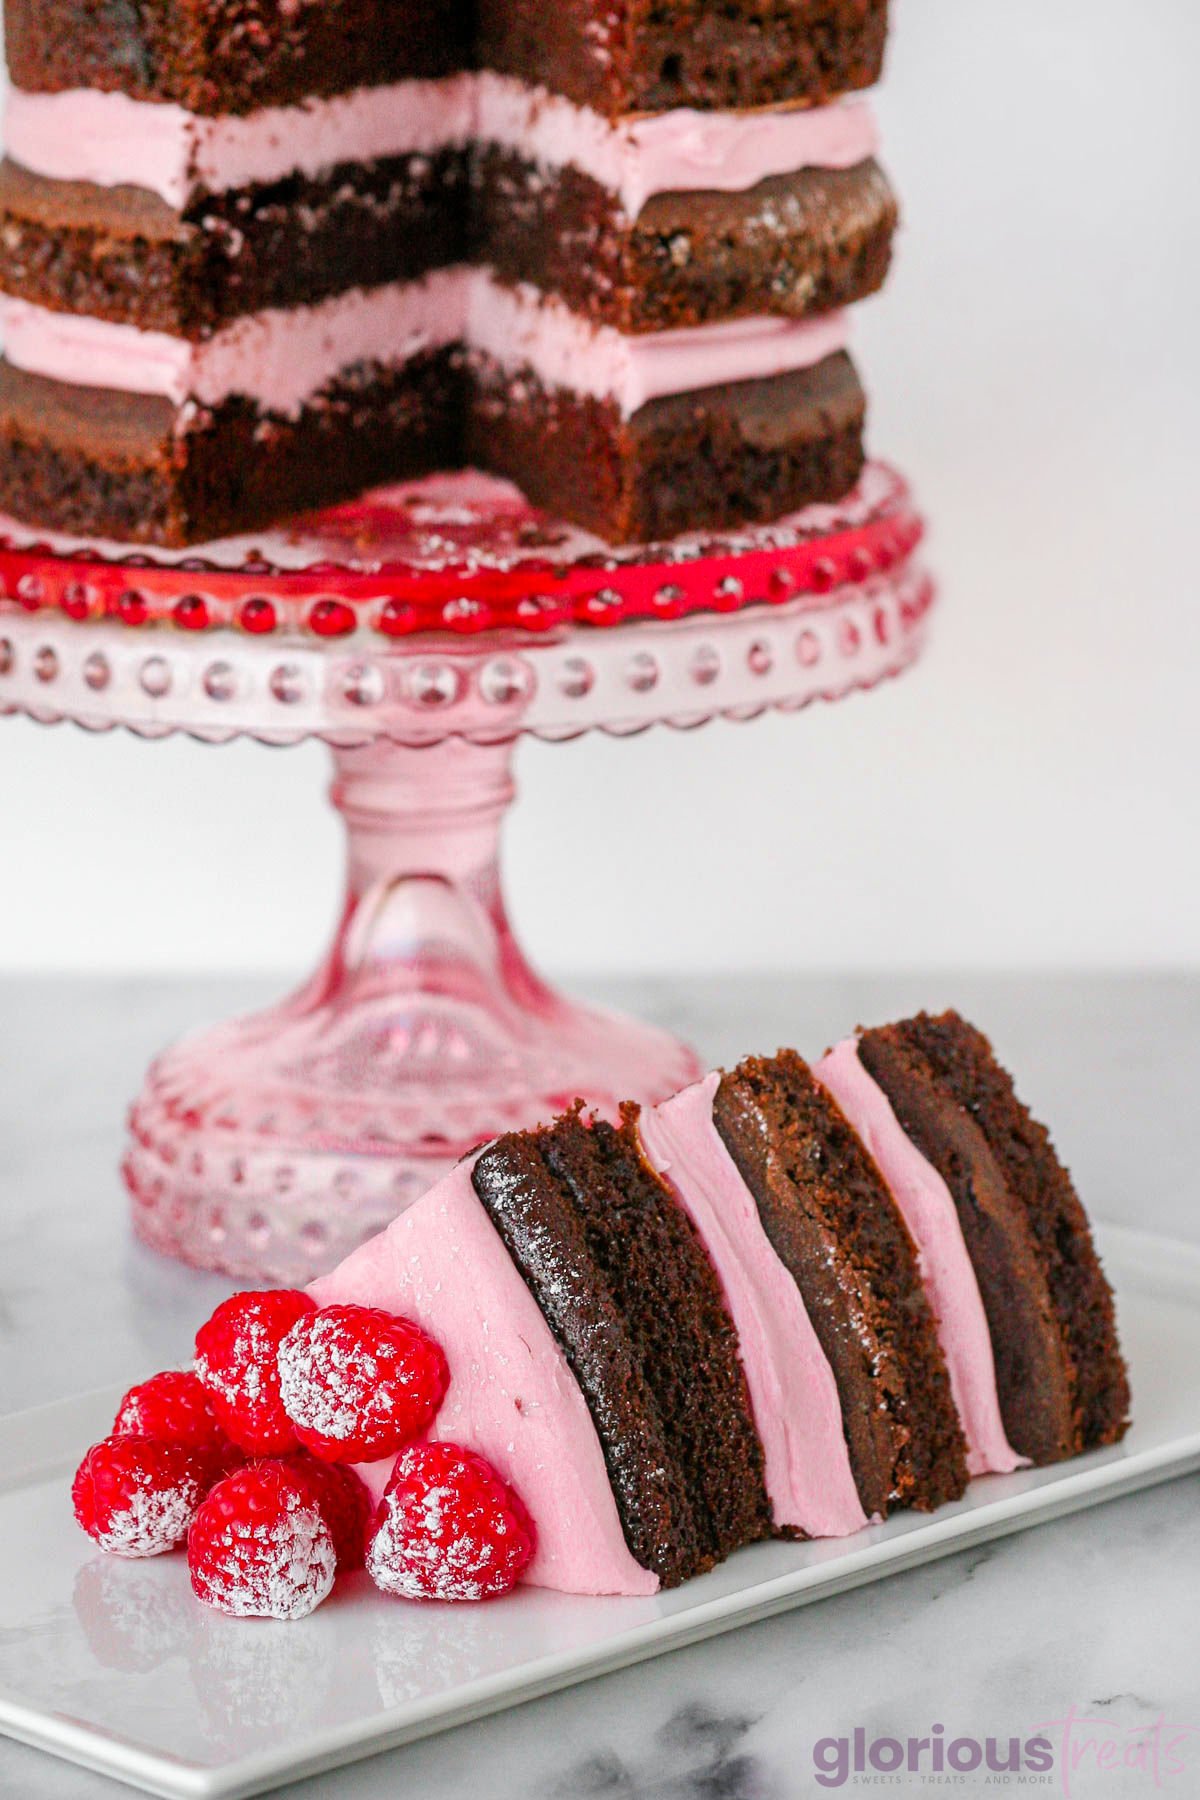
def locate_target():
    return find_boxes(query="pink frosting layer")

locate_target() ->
[3,79,476,212]
[638,1074,867,1537]
[309,1156,658,1597]
[0,278,464,417]
[2,275,849,419]
[5,76,875,219]
[814,1039,1026,1479]
[466,279,850,416]
[474,76,878,219]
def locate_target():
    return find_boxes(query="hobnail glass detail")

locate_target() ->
[0,464,935,1280]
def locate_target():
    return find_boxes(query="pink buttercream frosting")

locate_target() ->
[0,278,465,417]
[473,76,878,219]
[814,1039,1026,1479]
[638,1074,867,1538]
[466,279,850,416]
[5,75,875,219]
[3,79,476,212]
[1,274,849,419]
[308,1156,658,1597]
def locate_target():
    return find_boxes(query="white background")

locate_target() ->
[0,0,1197,976]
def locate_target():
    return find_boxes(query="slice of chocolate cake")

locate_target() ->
[711,1050,969,1518]
[472,1106,773,1584]
[854,1012,1131,1465]
[308,1012,1129,1599]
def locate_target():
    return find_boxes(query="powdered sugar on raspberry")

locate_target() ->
[195,1504,335,1620]
[277,1305,448,1462]
[193,1290,314,1454]
[72,1437,211,1559]
[93,1473,204,1558]
[366,1442,536,1602]
[369,1481,501,1600]
[277,1312,382,1444]
[194,1329,269,1409]
[188,1464,338,1623]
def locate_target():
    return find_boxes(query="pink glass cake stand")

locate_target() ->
[0,462,933,1282]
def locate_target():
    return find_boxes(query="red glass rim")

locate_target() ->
[0,461,924,642]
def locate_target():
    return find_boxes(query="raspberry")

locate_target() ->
[187,1462,336,1620]
[277,1304,449,1464]
[277,1454,372,1571]
[113,1369,228,1451]
[72,1436,210,1558]
[194,1289,315,1455]
[366,1442,536,1601]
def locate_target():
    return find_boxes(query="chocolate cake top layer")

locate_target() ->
[712,1049,968,1518]
[857,1013,1131,1463]
[473,1106,773,1583]
[477,0,889,116]
[5,0,472,113]
[11,0,886,114]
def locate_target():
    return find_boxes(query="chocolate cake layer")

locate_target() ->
[0,352,464,546]
[858,1013,1131,1464]
[474,152,896,331]
[537,1106,773,1563]
[712,1050,968,1518]
[5,0,472,111]
[477,0,889,116]
[471,1131,699,1588]
[470,350,866,544]
[0,156,468,335]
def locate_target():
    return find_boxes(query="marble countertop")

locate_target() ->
[1,972,1197,1799]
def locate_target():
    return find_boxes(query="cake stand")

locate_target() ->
[0,462,933,1282]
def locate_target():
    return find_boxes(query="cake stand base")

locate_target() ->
[123,735,702,1282]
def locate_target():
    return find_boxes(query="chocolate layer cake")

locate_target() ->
[0,0,894,545]
[472,1106,772,1584]
[309,1011,1128,1597]
[850,1012,1131,1464]
[712,1049,968,1517]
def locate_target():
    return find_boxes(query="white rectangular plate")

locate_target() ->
[1,1224,1197,1800]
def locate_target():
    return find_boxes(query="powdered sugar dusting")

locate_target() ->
[193,1290,314,1454]
[370,1482,493,1601]
[192,1499,335,1621]
[276,1305,447,1460]
[194,1316,276,1407]
[366,1443,535,1602]
[278,1313,386,1442]
[94,1472,203,1558]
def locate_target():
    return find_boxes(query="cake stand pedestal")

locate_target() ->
[0,463,933,1280]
